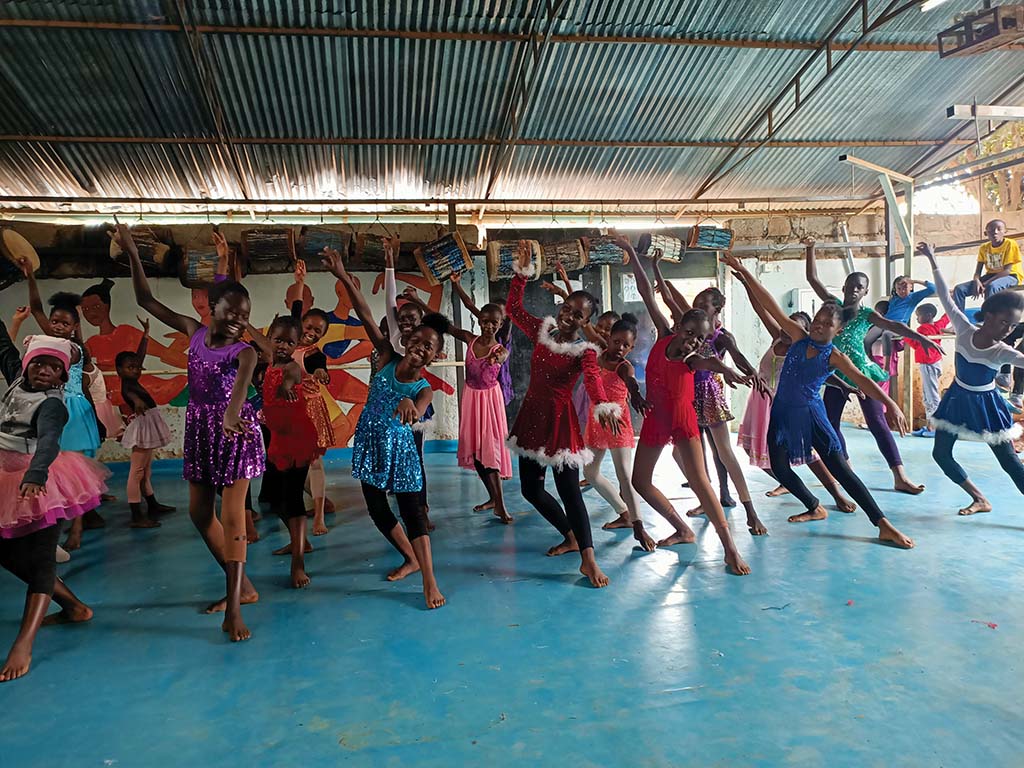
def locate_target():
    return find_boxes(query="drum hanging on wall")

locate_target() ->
[108,226,172,273]
[179,243,223,288]
[486,240,541,281]
[298,226,351,272]
[415,232,474,286]
[639,233,685,263]
[582,235,630,266]
[688,226,734,250]
[352,232,388,271]
[0,228,40,289]
[540,240,586,274]
[241,228,296,274]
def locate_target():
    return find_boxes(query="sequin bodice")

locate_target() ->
[466,337,502,391]
[774,337,834,409]
[693,327,724,384]
[65,349,85,398]
[833,307,886,385]
[187,328,251,407]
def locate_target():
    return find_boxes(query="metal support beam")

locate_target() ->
[840,154,914,184]
[838,222,857,273]
[947,104,1024,121]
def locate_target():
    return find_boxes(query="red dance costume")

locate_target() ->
[505,266,620,469]
[584,362,635,449]
[262,366,322,469]
[639,334,699,447]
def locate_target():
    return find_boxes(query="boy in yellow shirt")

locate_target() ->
[953,219,1021,311]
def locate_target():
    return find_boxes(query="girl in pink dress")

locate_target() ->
[448,304,514,524]
[581,313,657,552]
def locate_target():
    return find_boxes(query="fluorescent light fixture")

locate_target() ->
[920,0,953,10]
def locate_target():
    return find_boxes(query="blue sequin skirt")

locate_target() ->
[352,417,423,494]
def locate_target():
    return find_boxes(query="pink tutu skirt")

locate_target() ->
[738,389,772,469]
[0,449,111,539]
[122,408,172,451]
[458,383,512,479]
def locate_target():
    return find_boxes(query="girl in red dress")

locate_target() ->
[506,242,624,588]
[581,313,658,552]
[261,316,322,589]
[623,238,752,575]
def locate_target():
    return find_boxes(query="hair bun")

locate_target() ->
[421,312,451,337]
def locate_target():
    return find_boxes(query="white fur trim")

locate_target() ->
[537,317,602,357]
[506,435,593,471]
[933,419,1022,445]
[513,260,536,279]
[592,402,623,422]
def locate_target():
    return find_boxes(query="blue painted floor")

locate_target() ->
[3,430,1024,767]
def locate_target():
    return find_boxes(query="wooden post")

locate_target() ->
[448,203,466,414]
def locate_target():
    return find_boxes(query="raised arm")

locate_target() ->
[620,235,672,338]
[803,238,832,302]
[830,349,908,435]
[385,237,404,350]
[444,322,477,348]
[116,225,200,337]
[506,240,543,341]
[401,286,432,316]
[7,306,29,347]
[244,321,273,363]
[321,247,392,362]
[555,262,573,295]
[688,354,751,390]
[540,280,569,300]
[449,272,481,319]
[916,242,975,337]
[19,261,52,334]
[135,316,150,360]
[722,253,807,342]
[650,249,689,324]
[0,316,24,385]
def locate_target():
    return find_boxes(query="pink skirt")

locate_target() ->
[122,408,172,451]
[0,449,111,539]
[458,384,512,479]
[738,388,772,469]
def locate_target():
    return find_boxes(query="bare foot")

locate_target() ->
[323,497,336,514]
[387,560,420,582]
[473,500,495,511]
[424,584,446,609]
[580,561,610,588]
[657,528,696,547]
[42,604,93,626]
[579,479,590,488]
[686,506,706,518]
[894,480,925,495]
[0,645,31,682]
[312,518,329,536]
[100,494,117,504]
[633,524,657,552]
[62,532,82,552]
[129,518,161,529]
[221,616,251,642]
[747,514,768,536]
[788,505,828,524]
[720,494,737,508]
[725,548,751,575]
[546,536,579,557]
[878,519,915,549]
[290,566,311,589]
[765,485,790,497]
[958,499,992,516]
[245,515,260,543]
[203,590,259,614]
[602,513,631,530]
[273,540,313,556]
[493,509,514,524]
[835,496,857,513]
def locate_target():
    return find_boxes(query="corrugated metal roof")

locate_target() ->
[0,1,1020,211]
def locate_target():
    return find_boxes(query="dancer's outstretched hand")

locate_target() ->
[321,247,347,279]
[394,397,419,425]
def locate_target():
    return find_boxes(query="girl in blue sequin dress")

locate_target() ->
[322,247,449,610]
[916,243,1024,516]
[119,226,263,643]
[724,254,916,549]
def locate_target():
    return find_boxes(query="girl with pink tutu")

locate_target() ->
[0,330,109,683]
[116,316,175,529]
[581,313,658,552]
[447,303,514,524]
[119,225,264,643]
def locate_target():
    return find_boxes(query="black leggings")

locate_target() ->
[518,456,593,550]
[0,524,60,595]
[266,462,310,521]
[767,420,886,526]
[932,429,1024,493]
[362,482,429,541]
[701,427,732,500]
[413,430,428,511]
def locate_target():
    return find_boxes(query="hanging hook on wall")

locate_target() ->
[654,201,664,227]
[320,202,325,225]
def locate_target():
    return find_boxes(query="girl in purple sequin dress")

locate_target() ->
[119,226,264,642]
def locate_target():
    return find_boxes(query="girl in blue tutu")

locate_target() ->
[916,243,1024,516]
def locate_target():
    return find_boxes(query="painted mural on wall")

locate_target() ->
[2,268,450,460]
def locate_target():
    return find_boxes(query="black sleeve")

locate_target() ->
[291,300,304,321]
[0,317,23,385]
[23,399,69,487]
[304,350,328,374]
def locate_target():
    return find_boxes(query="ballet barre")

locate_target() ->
[98,360,467,377]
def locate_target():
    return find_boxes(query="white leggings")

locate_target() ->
[583,447,641,523]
